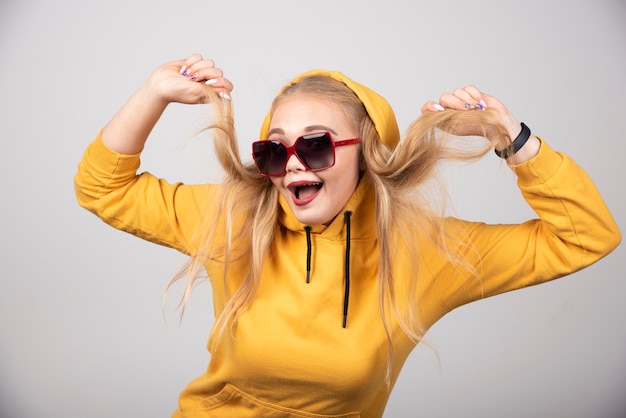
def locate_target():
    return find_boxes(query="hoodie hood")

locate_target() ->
[259,69,400,149]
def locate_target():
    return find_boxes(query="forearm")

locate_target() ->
[439,141,620,309]
[98,54,232,155]
[493,106,541,165]
[101,81,167,155]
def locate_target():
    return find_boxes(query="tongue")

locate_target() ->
[298,184,321,200]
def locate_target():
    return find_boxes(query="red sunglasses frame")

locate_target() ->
[252,132,362,177]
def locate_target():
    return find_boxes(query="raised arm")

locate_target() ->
[102,54,233,154]
[419,86,621,314]
[74,55,233,254]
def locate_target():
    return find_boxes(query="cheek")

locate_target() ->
[269,177,290,200]
[329,153,361,194]
[270,177,282,189]
[339,150,362,181]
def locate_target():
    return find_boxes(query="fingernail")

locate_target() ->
[204,78,218,85]
[464,103,475,109]
[189,73,197,81]
[475,102,485,110]
[179,65,187,75]
[479,99,487,110]
[433,104,445,111]
[218,91,231,100]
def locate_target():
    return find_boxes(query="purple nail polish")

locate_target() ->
[464,103,474,109]
[182,70,189,77]
[475,103,484,110]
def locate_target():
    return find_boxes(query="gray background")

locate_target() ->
[1,0,625,417]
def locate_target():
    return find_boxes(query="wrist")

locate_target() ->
[139,78,171,109]
[494,122,531,159]
[507,135,541,164]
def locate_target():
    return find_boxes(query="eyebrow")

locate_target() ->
[267,125,338,137]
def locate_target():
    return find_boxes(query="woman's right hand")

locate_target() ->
[147,54,234,104]
[101,54,233,154]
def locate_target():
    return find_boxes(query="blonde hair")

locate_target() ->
[170,76,510,378]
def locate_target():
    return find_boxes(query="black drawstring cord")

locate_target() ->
[303,213,352,328]
[304,226,312,284]
[343,211,352,328]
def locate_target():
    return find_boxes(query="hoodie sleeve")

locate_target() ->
[74,131,216,255]
[429,139,621,312]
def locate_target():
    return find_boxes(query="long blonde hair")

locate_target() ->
[170,75,510,367]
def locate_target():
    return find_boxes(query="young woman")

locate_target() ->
[75,54,620,417]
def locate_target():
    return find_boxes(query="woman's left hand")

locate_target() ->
[421,85,541,163]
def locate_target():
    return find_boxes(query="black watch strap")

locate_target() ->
[495,122,531,158]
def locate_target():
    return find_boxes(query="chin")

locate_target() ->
[294,213,327,226]
[291,206,334,226]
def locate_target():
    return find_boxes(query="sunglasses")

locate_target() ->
[252,132,362,177]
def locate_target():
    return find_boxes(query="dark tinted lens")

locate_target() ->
[296,133,334,170]
[253,141,287,175]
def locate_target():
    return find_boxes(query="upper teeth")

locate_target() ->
[292,182,322,199]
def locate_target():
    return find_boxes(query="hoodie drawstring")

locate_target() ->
[342,211,352,328]
[303,210,352,328]
[304,226,312,284]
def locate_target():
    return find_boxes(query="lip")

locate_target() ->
[287,180,323,207]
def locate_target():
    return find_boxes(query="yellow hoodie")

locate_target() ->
[75,70,620,417]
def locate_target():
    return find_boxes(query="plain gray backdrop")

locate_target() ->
[1,0,624,417]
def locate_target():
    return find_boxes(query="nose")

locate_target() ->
[285,153,306,173]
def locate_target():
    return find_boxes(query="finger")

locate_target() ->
[187,64,232,92]
[179,54,213,76]
[439,89,486,111]
[205,77,234,100]
[463,84,482,100]
[453,88,479,109]
[462,85,488,110]
[186,53,206,67]
[438,92,469,110]
[203,76,233,91]
[188,58,217,74]
[174,55,232,100]
[179,54,199,75]
[187,66,223,82]
[421,100,445,114]
[220,77,234,93]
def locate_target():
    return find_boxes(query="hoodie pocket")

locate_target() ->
[196,383,361,417]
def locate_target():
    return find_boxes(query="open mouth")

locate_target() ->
[289,182,323,201]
